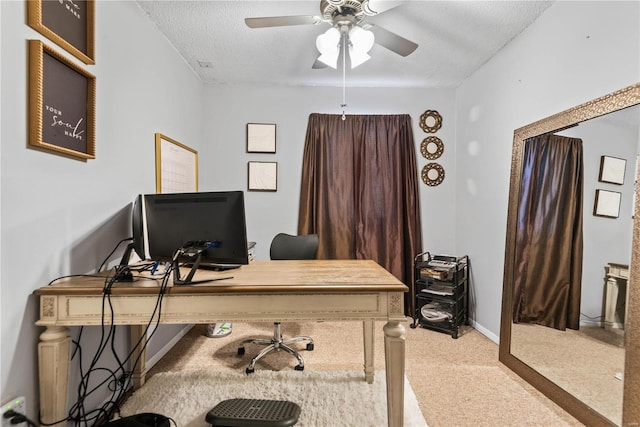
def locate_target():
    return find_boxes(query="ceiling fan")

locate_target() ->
[245,0,418,69]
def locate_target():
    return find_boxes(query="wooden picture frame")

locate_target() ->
[593,189,621,218]
[27,0,95,65]
[598,155,626,185]
[29,40,96,160]
[155,133,198,194]
[247,123,276,153]
[248,161,277,192]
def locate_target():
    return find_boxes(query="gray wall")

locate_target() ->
[199,85,456,261]
[454,0,640,341]
[1,0,204,420]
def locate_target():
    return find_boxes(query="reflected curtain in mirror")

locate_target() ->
[513,134,584,330]
[298,113,422,314]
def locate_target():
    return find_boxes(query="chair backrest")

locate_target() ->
[269,233,319,260]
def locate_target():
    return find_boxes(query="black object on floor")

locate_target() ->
[206,398,301,427]
[104,413,171,427]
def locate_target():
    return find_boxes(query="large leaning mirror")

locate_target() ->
[500,83,640,427]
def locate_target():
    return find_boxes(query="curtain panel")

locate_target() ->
[298,113,422,314]
[513,134,584,330]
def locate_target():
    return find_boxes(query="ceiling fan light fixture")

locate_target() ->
[316,27,341,68]
[349,47,371,68]
[349,26,374,51]
[318,51,339,69]
[348,26,374,68]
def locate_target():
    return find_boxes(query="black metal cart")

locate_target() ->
[410,251,469,339]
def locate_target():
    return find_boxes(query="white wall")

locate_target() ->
[455,0,640,341]
[0,0,204,420]
[200,85,457,260]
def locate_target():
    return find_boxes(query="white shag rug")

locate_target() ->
[120,369,427,427]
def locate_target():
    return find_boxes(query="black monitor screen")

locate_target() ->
[134,191,248,267]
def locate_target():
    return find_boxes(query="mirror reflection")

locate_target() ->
[511,105,639,426]
[500,84,640,427]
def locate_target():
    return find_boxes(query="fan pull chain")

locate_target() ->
[341,31,347,121]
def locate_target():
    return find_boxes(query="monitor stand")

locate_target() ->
[114,242,135,282]
[172,244,237,285]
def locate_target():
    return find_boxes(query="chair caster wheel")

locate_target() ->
[294,365,304,371]
[237,347,245,356]
[245,367,255,374]
[306,343,314,351]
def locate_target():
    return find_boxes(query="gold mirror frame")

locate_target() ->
[500,83,640,426]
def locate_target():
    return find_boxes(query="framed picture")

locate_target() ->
[155,133,198,194]
[29,40,96,160]
[599,155,626,185]
[27,0,95,65]
[247,123,276,153]
[248,161,277,191]
[594,189,622,218]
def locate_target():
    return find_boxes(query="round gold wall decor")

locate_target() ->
[421,163,445,186]
[420,136,444,160]
[419,110,442,133]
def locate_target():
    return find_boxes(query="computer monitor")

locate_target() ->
[127,191,249,282]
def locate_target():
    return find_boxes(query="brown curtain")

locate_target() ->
[512,134,583,330]
[298,113,422,314]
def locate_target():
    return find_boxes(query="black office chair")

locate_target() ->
[238,233,319,374]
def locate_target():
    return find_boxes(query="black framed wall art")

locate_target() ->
[29,40,96,159]
[27,0,95,65]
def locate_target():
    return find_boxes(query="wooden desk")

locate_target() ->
[35,260,409,426]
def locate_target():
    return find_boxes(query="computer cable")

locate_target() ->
[3,409,38,427]
[82,266,172,425]
[40,260,172,426]
[97,237,134,273]
[99,267,172,423]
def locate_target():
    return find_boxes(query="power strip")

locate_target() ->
[0,397,27,427]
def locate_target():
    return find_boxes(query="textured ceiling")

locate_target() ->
[135,0,554,88]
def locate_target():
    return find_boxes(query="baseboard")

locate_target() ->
[146,324,195,370]
[469,318,499,344]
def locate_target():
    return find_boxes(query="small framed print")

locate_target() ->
[247,123,276,153]
[599,155,626,185]
[29,40,96,159]
[27,0,95,65]
[248,161,277,192]
[594,189,621,218]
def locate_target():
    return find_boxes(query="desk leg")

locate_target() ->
[130,325,147,389]
[38,326,70,427]
[384,321,405,427]
[363,320,374,384]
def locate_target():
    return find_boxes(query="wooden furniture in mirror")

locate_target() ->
[500,83,640,427]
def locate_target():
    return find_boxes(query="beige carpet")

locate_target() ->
[143,321,583,426]
[511,323,624,425]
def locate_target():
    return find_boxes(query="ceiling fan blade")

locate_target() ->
[312,57,328,69]
[366,24,418,57]
[245,15,322,28]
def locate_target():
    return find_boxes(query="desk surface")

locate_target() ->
[35,259,408,296]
